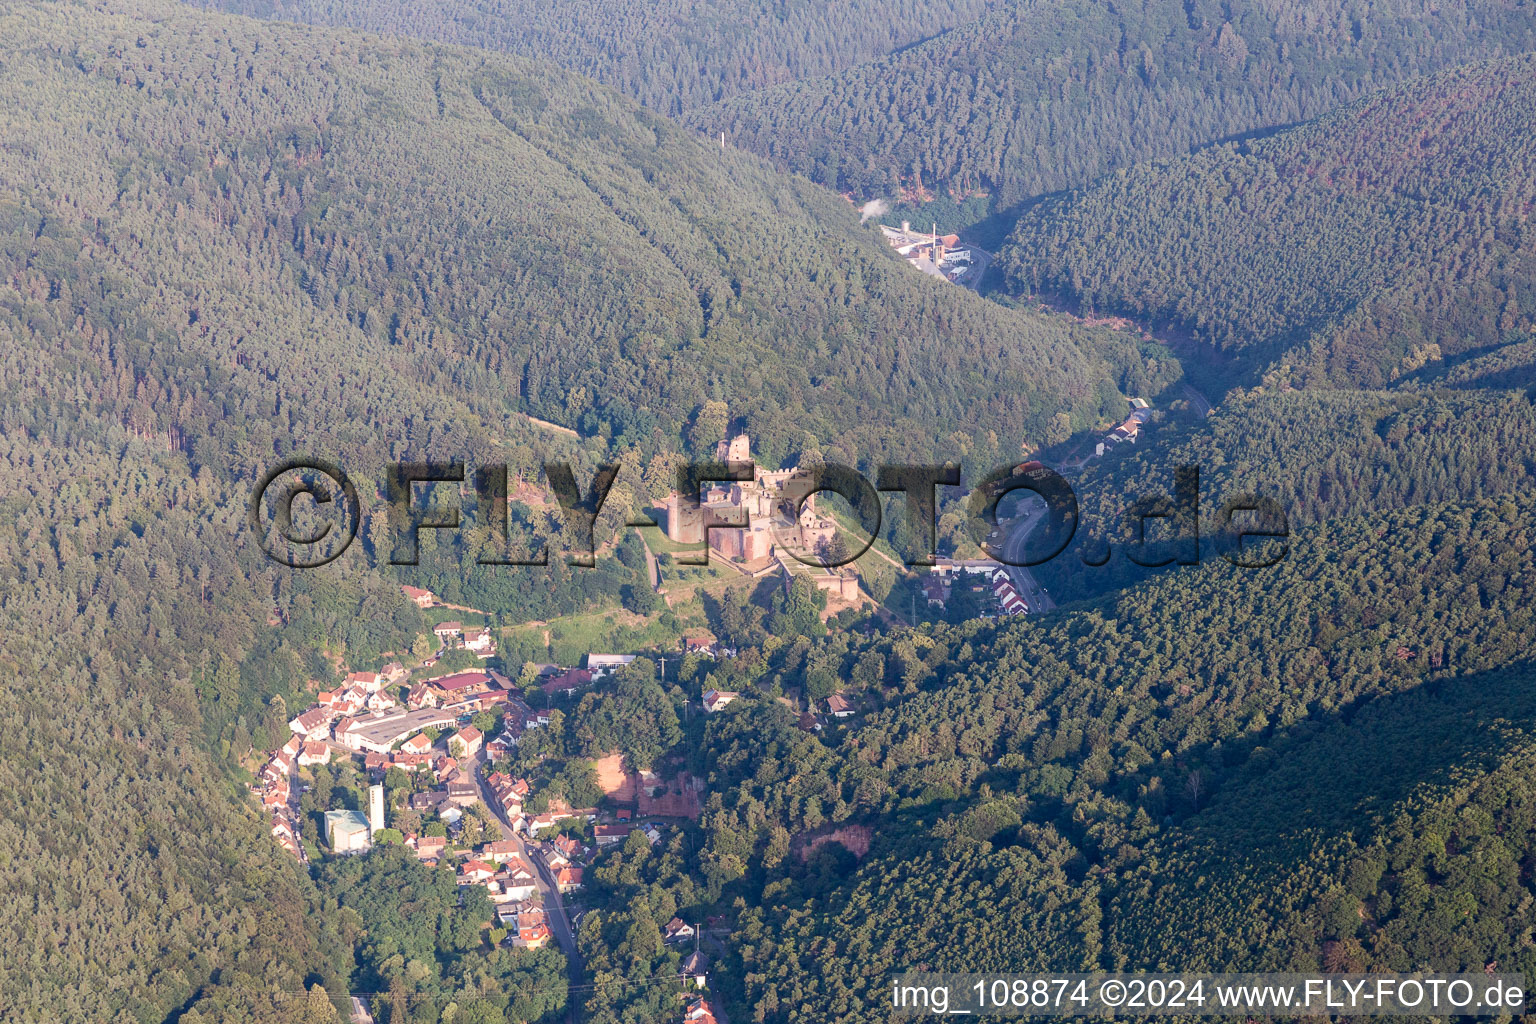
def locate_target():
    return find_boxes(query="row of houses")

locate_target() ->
[992,574,1028,616]
[921,558,1028,617]
[259,734,306,861]
[458,848,539,902]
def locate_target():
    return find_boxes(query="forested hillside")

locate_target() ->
[184,0,989,114]
[688,0,1536,207]
[29,0,1156,470]
[8,1,1536,1022]
[703,495,1536,1021]
[0,0,1159,1013]
[1034,381,1536,602]
[0,0,1097,1016]
[999,55,1536,388]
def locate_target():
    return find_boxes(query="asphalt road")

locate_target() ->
[473,756,584,978]
[959,244,992,291]
[1182,381,1214,418]
[997,501,1057,613]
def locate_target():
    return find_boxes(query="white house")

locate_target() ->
[585,653,636,678]
[702,689,739,713]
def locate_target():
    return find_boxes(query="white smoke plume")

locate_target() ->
[859,198,891,223]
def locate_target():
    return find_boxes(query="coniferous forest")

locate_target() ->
[2,0,1535,1022]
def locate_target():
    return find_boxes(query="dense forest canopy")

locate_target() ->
[5,0,1536,1022]
[14,0,1158,475]
[686,0,1536,208]
[0,0,1147,1015]
[182,0,991,114]
[705,494,1536,1021]
[1033,379,1536,604]
[998,54,1536,390]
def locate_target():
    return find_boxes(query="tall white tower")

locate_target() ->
[369,783,385,835]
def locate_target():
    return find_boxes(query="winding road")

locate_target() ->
[472,755,584,1020]
[958,243,992,291]
[996,499,1057,613]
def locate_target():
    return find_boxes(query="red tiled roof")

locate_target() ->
[434,671,490,692]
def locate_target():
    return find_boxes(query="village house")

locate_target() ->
[553,864,584,892]
[458,860,496,884]
[501,873,538,904]
[680,950,710,989]
[541,667,590,699]
[702,689,739,713]
[261,779,290,811]
[264,748,293,780]
[298,741,332,766]
[270,815,301,859]
[287,707,332,740]
[447,781,479,807]
[663,918,697,944]
[344,670,384,692]
[594,823,631,847]
[507,903,551,948]
[541,843,570,871]
[401,584,436,608]
[400,733,433,756]
[683,995,720,1024]
[551,833,584,861]
[433,621,464,642]
[463,626,495,656]
[585,653,636,679]
[414,834,447,862]
[406,683,439,710]
[482,839,520,862]
[451,726,483,758]
[410,790,451,815]
[498,856,539,901]
[825,694,855,718]
[520,811,564,836]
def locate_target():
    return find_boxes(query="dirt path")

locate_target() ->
[433,601,489,615]
[519,412,579,438]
